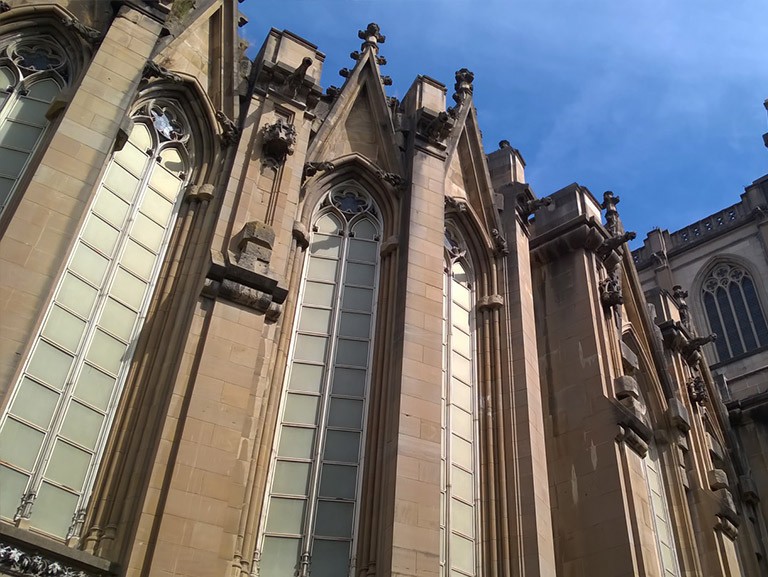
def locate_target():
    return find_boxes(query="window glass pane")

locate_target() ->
[10,97,49,125]
[81,215,120,256]
[703,291,729,360]
[70,242,109,287]
[0,120,42,152]
[60,401,104,450]
[86,329,127,375]
[311,540,350,577]
[73,364,116,411]
[310,234,342,258]
[743,277,768,345]
[0,466,28,520]
[294,335,328,363]
[116,141,148,178]
[103,162,140,203]
[93,188,130,228]
[158,147,185,178]
[451,406,473,441]
[452,327,471,357]
[307,257,338,282]
[331,368,366,397]
[0,419,45,470]
[323,430,360,463]
[57,273,98,318]
[127,123,152,151]
[335,339,368,367]
[45,440,90,490]
[26,79,60,103]
[319,464,357,500]
[10,378,59,429]
[348,238,377,262]
[452,301,470,327]
[288,363,324,394]
[452,435,473,471]
[299,307,332,334]
[351,218,377,240]
[451,352,472,384]
[0,66,15,88]
[41,305,86,352]
[345,262,375,287]
[130,212,165,252]
[273,461,311,496]
[315,501,354,538]
[451,498,474,537]
[339,312,371,339]
[29,482,78,538]
[260,537,300,576]
[452,262,470,286]
[342,287,373,312]
[452,285,471,312]
[121,239,156,280]
[716,286,743,356]
[266,497,306,534]
[140,189,174,226]
[278,427,315,459]
[99,298,138,342]
[315,214,341,234]
[328,398,364,430]
[284,393,320,426]
[0,177,13,208]
[452,379,472,412]
[111,268,148,310]
[149,164,182,200]
[449,533,474,573]
[303,282,335,308]
[0,147,28,177]
[452,465,473,503]
[27,341,73,390]
[729,282,756,351]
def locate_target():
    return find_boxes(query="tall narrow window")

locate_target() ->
[441,231,479,577]
[644,443,681,577]
[701,262,768,361]
[258,185,381,577]
[0,99,192,538]
[0,35,70,215]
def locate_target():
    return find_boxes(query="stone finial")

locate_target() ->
[339,68,351,78]
[499,139,511,149]
[452,68,474,105]
[381,75,393,86]
[358,22,385,51]
[261,118,296,167]
[601,190,622,235]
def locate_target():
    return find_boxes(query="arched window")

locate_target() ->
[258,184,381,577]
[0,34,70,215]
[644,442,681,577]
[0,98,193,538]
[441,229,479,577]
[701,262,768,361]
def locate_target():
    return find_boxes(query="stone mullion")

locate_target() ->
[358,244,397,576]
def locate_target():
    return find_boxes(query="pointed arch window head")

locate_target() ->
[0,97,195,539]
[258,184,381,577]
[0,33,72,215]
[701,262,768,361]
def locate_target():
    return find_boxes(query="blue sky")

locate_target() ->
[240,1,768,247]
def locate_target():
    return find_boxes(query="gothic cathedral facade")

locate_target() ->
[0,2,765,576]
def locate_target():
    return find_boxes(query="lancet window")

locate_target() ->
[440,230,480,577]
[0,34,70,215]
[701,262,768,361]
[0,99,192,538]
[644,443,681,576]
[258,184,381,577]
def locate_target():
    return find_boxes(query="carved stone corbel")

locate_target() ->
[143,60,182,83]
[444,196,467,213]
[261,118,296,167]
[292,221,309,250]
[61,16,102,44]
[599,268,624,309]
[376,169,405,190]
[302,161,335,183]
[687,375,708,406]
[282,57,312,100]
[680,333,717,366]
[216,110,239,146]
[418,109,454,145]
[491,228,509,256]
[595,231,636,260]
[477,294,504,311]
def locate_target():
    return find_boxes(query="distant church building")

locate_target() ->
[0,2,765,576]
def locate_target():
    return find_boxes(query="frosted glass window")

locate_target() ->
[273,461,312,496]
[266,498,306,534]
[42,306,86,352]
[141,189,174,225]
[103,163,140,202]
[332,368,366,397]
[86,330,127,375]
[57,274,98,318]
[73,365,116,411]
[260,188,380,574]
[99,298,138,342]
[60,401,104,450]
[450,533,474,573]
[31,483,79,537]
[278,427,315,459]
[111,268,148,310]
[451,406,473,441]
[27,342,73,390]
[452,380,472,412]
[451,499,474,537]
[159,148,184,177]
[122,239,156,280]
[82,216,120,256]
[10,97,49,125]
[0,466,28,520]
[288,364,324,393]
[131,212,165,252]
[335,339,368,367]
[45,441,90,490]
[0,66,13,88]
[0,121,42,151]
[452,284,471,310]
[93,190,131,228]
[0,419,44,470]
[149,166,181,199]
[284,394,320,426]
[319,464,357,499]
[70,243,109,286]
[452,435,473,471]
[452,328,472,358]
[328,398,364,430]
[452,352,472,384]
[0,148,27,177]
[452,466,473,504]
[315,501,354,537]
[117,141,149,177]
[10,378,59,429]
